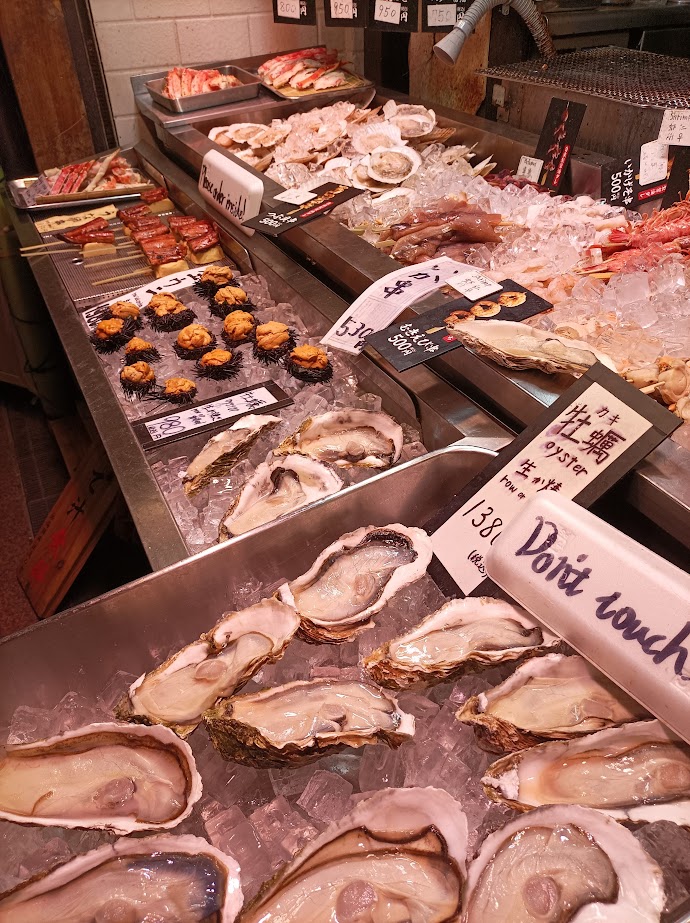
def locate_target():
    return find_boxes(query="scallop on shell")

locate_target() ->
[367,146,422,185]
[351,120,404,154]
[383,100,437,138]
[274,409,404,468]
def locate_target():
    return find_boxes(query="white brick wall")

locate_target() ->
[89,0,365,147]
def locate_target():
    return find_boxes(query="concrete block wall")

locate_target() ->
[89,0,365,147]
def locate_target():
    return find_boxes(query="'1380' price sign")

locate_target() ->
[272,0,316,24]
[368,0,418,30]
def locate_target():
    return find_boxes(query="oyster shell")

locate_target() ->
[459,653,650,752]
[0,722,201,834]
[241,787,467,923]
[0,834,242,922]
[219,454,343,539]
[204,678,414,765]
[483,718,690,824]
[364,597,559,689]
[382,100,437,138]
[463,805,664,923]
[351,120,404,154]
[182,414,281,496]
[279,523,433,642]
[274,409,404,468]
[446,319,619,375]
[367,146,422,185]
[117,598,299,737]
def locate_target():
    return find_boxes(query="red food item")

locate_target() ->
[70,229,116,245]
[131,224,170,244]
[161,66,239,98]
[177,221,215,242]
[60,217,109,242]
[140,187,169,204]
[117,203,152,221]
[122,215,164,230]
[187,229,220,254]
[168,215,199,232]
[143,242,188,266]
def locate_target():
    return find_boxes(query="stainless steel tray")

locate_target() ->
[6,175,142,213]
[146,65,261,113]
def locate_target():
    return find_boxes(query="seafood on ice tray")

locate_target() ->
[257,46,358,93]
[161,66,241,99]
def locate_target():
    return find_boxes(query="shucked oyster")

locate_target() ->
[0,722,201,834]
[241,787,467,923]
[367,146,422,185]
[279,523,433,642]
[182,413,280,495]
[365,597,559,689]
[219,454,342,539]
[117,598,300,737]
[382,100,437,138]
[0,834,242,923]
[463,805,664,923]
[459,653,650,752]
[483,719,690,824]
[204,678,414,765]
[274,408,404,468]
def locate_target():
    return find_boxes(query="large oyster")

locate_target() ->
[367,146,422,185]
[219,454,342,539]
[483,719,690,824]
[365,597,559,689]
[204,678,414,765]
[117,598,299,737]
[0,834,242,922]
[351,120,404,154]
[459,653,650,752]
[274,408,404,468]
[382,100,437,138]
[279,523,433,642]
[0,722,201,834]
[182,414,281,495]
[463,804,664,923]
[241,787,467,923]
[446,318,619,375]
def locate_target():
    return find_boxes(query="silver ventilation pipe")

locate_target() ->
[433,0,556,64]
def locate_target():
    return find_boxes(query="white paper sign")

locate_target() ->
[375,0,401,23]
[198,149,264,233]
[639,140,669,188]
[486,493,690,745]
[427,3,457,26]
[277,0,300,18]
[516,155,544,183]
[448,270,503,301]
[331,0,354,16]
[273,187,316,205]
[658,109,690,147]
[321,256,470,355]
[432,382,652,595]
[145,387,277,441]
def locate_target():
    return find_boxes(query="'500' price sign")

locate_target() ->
[368,0,418,30]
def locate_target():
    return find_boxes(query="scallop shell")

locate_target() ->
[351,121,404,154]
[383,100,437,138]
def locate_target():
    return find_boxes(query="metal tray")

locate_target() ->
[260,70,374,101]
[6,175,143,214]
[146,65,261,113]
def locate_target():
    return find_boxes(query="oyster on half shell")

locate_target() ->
[0,722,201,834]
[364,597,559,689]
[116,598,300,737]
[204,678,414,765]
[274,408,404,468]
[0,834,242,923]
[367,146,422,185]
[446,319,619,375]
[241,787,467,923]
[463,805,664,923]
[279,523,433,642]
[382,100,437,138]
[483,718,690,824]
[458,653,650,752]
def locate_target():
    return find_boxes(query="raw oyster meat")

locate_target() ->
[204,678,414,765]
[459,653,650,752]
[367,146,422,184]
[279,523,433,642]
[274,408,404,468]
[182,413,281,495]
[0,834,242,922]
[382,100,437,138]
[0,722,201,834]
[117,598,299,737]
[241,787,467,923]
[463,805,664,923]
[446,318,619,375]
[219,454,343,539]
[364,597,559,689]
[483,719,690,824]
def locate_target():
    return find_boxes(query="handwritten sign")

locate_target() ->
[639,140,669,188]
[422,0,460,30]
[198,149,263,233]
[486,493,690,745]
[516,155,544,184]
[272,0,316,22]
[447,270,503,301]
[658,110,690,147]
[369,0,418,30]
[35,205,117,235]
[326,0,361,24]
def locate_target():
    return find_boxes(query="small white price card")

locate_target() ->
[331,0,354,16]
[273,187,316,206]
[375,0,402,23]
[427,2,457,26]
[144,387,277,442]
[277,0,300,18]
[639,140,669,187]
[448,270,503,300]
[516,155,544,183]
[658,109,690,147]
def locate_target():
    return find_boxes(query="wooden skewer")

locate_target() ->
[84,252,141,269]
[93,267,153,286]
[20,240,74,252]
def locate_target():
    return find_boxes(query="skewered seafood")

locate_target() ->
[275,409,403,468]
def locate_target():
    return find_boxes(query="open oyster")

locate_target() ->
[365,597,559,689]
[459,653,650,752]
[274,408,404,468]
[351,120,404,154]
[446,318,619,375]
[0,834,242,922]
[463,804,664,923]
[117,598,299,737]
[0,722,201,834]
[204,678,414,765]
[241,787,467,923]
[382,100,437,138]
[182,414,281,496]
[483,719,690,824]
[279,523,433,642]
[367,146,422,185]
[219,454,342,539]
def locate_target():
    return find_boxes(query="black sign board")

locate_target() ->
[603,147,673,209]
[421,0,466,31]
[534,98,587,192]
[368,0,419,31]
[243,183,364,237]
[661,147,690,209]
[324,0,363,26]
[273,0,317,24]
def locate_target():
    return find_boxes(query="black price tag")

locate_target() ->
[421,0,466,32]
[603,142,674,209]
[243,182,363,237]
[273,0,317,24]
[368,0,419,31]
[366,280,552,371]
[324,0,362,26]
[661,147,690,209]
[534,98,587,192]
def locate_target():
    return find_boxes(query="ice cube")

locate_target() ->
[296,770,354,824]
[53,691,106,733]
[8,705,57,744]
[358,744,405,792]
[97,671,139,715]
[249,797,318,868]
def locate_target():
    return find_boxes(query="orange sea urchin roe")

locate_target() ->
[214,285,248,306]
[94,318,125,340]
[109,300,140,320]
[200,348,232,368]
[164,377,196,396]
[149,292,186,316]
[290,344,329,370]
[223,310,254,340]
[202,266,234,286]
[120,361,155,384]
[255,321,290,351]
[176,324,213,350]
[125,336,154,354]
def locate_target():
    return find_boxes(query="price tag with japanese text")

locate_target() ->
[369,0,418,30]
[422,0,459,30]
[447,270,503,301]
[658,110,690,147]
[325,0,361,25]
[425,363,681,597]
[243,183,363,237]
[272,0,316,23]
[516,155,544,184]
